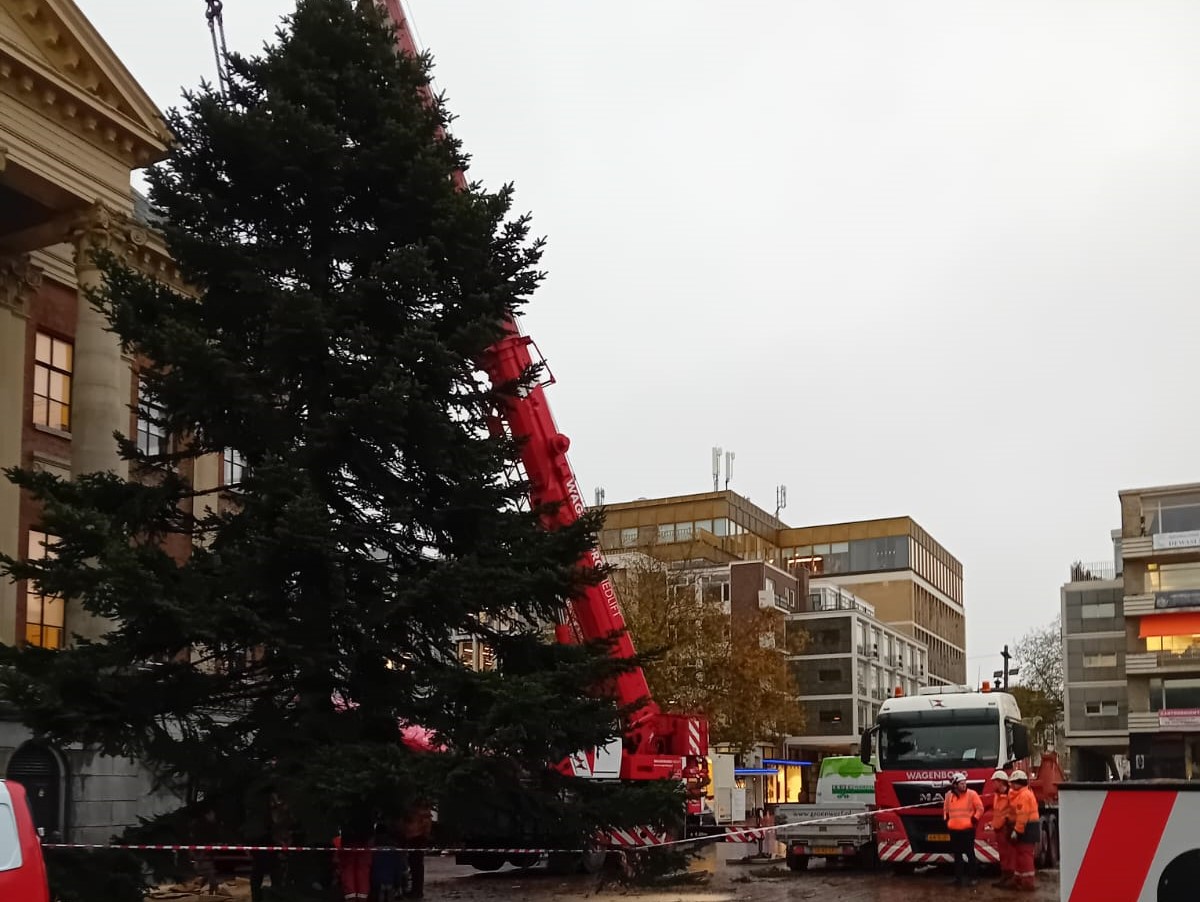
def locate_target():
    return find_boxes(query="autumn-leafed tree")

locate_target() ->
[720,605,806,754]
[610,553,728,713]
[614,553,805,755]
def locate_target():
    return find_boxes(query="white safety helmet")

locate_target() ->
[1009,769,1028,783]
[991,770,1009,782]
[950,771,968,785]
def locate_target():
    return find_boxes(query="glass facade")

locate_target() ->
[1145,562,1200,595]
[784,536,909,575]
[1143,492,1200,535]
[1149,677,1200,711]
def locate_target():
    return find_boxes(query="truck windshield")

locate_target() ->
[878,720,1000,770]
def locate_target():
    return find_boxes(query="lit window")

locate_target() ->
[32,333,72,431]
[456,640,474,668]
[222,448,245,487]
[25,530,65,649]
[136,377,167,456]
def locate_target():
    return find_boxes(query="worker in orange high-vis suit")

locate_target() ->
[1008,769,1040,893]
[336,815,375,901]
[942,772,983,887]
[989,770,1014,888]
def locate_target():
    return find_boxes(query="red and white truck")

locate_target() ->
[0,780,50,902]
[859,684,1063,873]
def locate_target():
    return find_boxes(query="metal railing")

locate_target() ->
[1069,560,1117,581]
[1149,647,1200,668]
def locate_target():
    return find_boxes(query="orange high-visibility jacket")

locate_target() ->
[943,788,984,831]
[991,791,1011,830]
[1011,785,1040,834]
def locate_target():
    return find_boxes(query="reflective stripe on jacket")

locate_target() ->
[1011,785,1040,833]
[943,788,983,831]
[991,792,1011,830]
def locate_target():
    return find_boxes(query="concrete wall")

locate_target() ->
[790,656,853,696]
[797,698,854,736]
[0,721,180,843]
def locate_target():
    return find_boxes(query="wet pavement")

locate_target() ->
[425,843,1060,901]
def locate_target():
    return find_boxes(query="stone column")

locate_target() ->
[68,205,126,643]
[69,204,128,482]
[0,255,41,647]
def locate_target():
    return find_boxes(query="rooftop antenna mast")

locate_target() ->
[205,0,231,97]
[775,484,787,520]
[724,450,735,491]
[711,447,722,492]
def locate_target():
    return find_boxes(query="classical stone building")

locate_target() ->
[1,0,185,840]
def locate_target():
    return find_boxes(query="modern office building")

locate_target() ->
[1117,483,1200,779]
[0,0,185,840]
[1061,542,1128,781]
[777,519,964,685]
[599,491,966,684]
[784,581,929,790]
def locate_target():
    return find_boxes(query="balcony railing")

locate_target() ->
[1069,561,1116,582]
[759,589,796,612]
[1126,648,1200,674]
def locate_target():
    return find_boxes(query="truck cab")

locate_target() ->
[859,685,1031,871]
[0,780,50,902]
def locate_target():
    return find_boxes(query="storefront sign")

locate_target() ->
[1155,590,1200,610]
[1157,708,1200,728]
[1152,530,1200,551]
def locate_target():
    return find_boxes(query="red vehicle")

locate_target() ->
[0,780,50,902]
[858,685,1062,873]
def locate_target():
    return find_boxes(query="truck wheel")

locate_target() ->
[469,853,507,872]
[786,853,809,871]
[857,842,878,870]
[1039,817,1059,869]
[546,853,578,875]
[580,850,608,874]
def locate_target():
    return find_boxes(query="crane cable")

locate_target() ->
[205,0,231,97]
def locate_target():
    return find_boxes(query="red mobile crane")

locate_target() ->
[376,0,710,850]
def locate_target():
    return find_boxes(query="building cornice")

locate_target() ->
[0,44,169,167]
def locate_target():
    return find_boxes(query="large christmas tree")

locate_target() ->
[1,0,676,855]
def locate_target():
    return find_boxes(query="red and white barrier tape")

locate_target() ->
[40,802,945,856]
[42,844,562,854]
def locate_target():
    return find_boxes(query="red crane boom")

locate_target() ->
[376,0,708,797]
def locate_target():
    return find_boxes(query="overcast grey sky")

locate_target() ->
[82,1,1200,681]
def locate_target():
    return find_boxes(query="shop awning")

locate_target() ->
[1138,611,1200,638]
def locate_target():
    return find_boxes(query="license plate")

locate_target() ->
[926,833,950,842]
[812,846,840,856]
